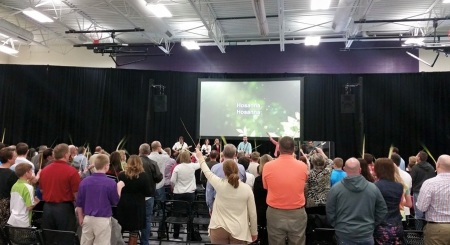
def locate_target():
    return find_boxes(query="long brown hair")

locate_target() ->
[358,158,375,182]
[223,160,239,188]
[374,158,396,181]
[125,155,144,179]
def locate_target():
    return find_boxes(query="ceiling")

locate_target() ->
[1,0,450,55]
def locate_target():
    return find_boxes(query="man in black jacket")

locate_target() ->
[139,143,163,245]
[411,150,436,230]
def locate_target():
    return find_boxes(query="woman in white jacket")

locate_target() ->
[195,149,257,244]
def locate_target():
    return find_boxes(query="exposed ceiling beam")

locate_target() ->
[188,0,225,53]
[278,0,285,51]
[126,0,174,41]
[354,17,450,24]
[345,0,377,48]
[66,28,145,34]
[332,0,358,33]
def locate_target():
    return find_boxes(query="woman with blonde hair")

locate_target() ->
[116,155,152,245]
[305,153,331,209]
[196,149,257,244]
[170,150,200,238]
[118,150,127,170]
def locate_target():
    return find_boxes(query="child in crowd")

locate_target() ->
[7,163,40,227]
[330,157,347,187]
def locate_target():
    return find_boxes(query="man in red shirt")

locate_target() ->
[39,143,80,238]
[263,136,308,245]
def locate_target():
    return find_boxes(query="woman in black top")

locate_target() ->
[0,148,18,229]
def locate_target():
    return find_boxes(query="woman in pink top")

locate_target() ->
[266,132,279,157]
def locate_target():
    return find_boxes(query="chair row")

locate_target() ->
[152,199,210,244]
[0,225,79,245]
[309,228,424,245]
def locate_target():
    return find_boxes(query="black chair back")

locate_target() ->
[42,228,80,245]
[403,230,424,245]
[310,228,336,245]
[4,225,44,245]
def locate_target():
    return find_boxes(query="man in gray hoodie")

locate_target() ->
[326,158,387,244]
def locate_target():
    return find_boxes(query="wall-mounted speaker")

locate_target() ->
[341,94,355,113]
[154,95,167,112]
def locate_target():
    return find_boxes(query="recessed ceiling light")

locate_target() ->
[305,36,321,46]
[311,0,331,10]
[443,0,450,3]
[147,4,172,18]
[181,40,200,50]
[404,37,424,45]
[23,8,54,23]
[0,45,19,55]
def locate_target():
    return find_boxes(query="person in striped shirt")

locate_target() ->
[417,154,450,245]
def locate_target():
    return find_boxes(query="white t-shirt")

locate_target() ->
[172,142,188,151]
[201,144,211,155]
[171,162,200,194]
[8,179,35,227]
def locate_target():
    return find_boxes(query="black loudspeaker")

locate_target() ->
[154,95,167,112]
[341,94,355,113]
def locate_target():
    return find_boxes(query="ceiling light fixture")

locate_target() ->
[147,4,172,18]
[444,0,450,3]
[0,40,19,55]
[181,40,200,50]
[404,37,424,45]
[311,0,331,10]
[22,8,54,23]
[305,36,321,46]
[406,51,439,67]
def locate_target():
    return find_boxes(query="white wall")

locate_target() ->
[419,49,450,72]
[2,45,115,68]
[0,52,9,63]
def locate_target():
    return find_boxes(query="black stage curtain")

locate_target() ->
[0,64,448,160]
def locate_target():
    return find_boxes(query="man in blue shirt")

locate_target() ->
[237,136,252,156]
[206,144,246,211]
[76,154,121,245]
[330,157,347,186]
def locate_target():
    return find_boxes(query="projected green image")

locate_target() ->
[199,80,301,138]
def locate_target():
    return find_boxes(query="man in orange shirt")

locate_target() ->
[263,136,308,245]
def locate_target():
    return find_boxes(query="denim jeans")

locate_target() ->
[140,197,154,245]
[413,192,424,230]
[337,237,374,245]
[155,188,166,232]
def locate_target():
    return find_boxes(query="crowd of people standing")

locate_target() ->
[0,136,449,245]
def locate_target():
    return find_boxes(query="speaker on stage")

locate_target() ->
[154,95,167,112]
[341,94,355,114]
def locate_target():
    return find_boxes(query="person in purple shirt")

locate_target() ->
[76,154,123,245]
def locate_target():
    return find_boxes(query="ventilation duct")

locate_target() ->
[252,0,269,36]
[332,0,358,32]
[0,19,34,43]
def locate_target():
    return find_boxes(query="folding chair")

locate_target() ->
[310,227,336,245]
[0,228,7,245]
[164,200,191,243]
[4,225,44,245]
[403,230,424,245]
[42,228,80,245]
[191,200,209,242]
